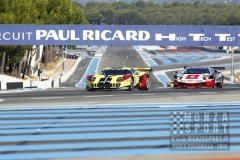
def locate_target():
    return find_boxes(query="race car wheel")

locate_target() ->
[128,77,134,91]
[220,78,224,88]
[220,81,223,88]
[140,77,150,91]
[219,83,223,88]
[217,81,223,88]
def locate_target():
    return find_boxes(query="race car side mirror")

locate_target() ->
[94,70,98,74]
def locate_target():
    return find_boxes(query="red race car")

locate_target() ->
[173,66,224,89]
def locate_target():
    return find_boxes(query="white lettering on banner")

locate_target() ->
[95,30,100,40]
[83,30,95,40]
[176,37,187,41]
[226,37,235,41]
[215,34,235,41]
[36,30,80,41]
[155,33,186,41]
[102,30,111,40]
[2,32,10,40]
[189,34,211,41]
[189,34,204,41]
[155,33,176,41]
[138,31,150,41]
[201,37,211,41]
[112,30,125,40]
[0,32,32,41]
[126,31,138,40]
[83,30,150,41]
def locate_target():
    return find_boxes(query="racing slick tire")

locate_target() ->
[128,77,134,91]
[216,80,223,88]
[220,79,223,88]
[140,77,150,91]
[219,83,223,88]
[219,77,224,88]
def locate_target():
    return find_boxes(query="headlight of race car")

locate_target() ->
[91,77,96,81]
[177,77,181,80]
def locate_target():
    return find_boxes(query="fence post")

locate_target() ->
[52,79,54,88]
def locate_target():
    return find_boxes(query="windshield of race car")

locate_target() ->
[184,68,210,74]
[100,69,132,75]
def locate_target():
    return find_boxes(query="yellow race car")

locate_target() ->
[86,67,152,91]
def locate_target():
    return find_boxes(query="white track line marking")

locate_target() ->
[130,93,155,96]
[199,92,218,94]
[166,93,189,95]
[31,97,65,100]
[158,106,187,108]
[84,95,114,98]
[0,105,187,110]
[1,102,240,110]
[227,92,237,94]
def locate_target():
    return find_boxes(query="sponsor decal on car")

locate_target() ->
[179,79,203,83]
[185,75,200,79]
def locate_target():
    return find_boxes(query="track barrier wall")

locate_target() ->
[1,25,240,46]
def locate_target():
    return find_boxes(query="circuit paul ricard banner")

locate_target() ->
[0,25,240,46]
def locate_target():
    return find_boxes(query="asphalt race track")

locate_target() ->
[60,46,240,89]
[1,46,240,160]
[97,46,162,88]
[60,55,92,88]
[1,87,240,106]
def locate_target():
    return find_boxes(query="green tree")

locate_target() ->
[0,0,88,78]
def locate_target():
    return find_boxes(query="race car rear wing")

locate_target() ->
[211,67,226,71]
[134,68,152,72]
[183,66,226,71]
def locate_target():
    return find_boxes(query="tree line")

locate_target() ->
[0,0,88,79]
[82,1,240,25]
[75,0,240,6]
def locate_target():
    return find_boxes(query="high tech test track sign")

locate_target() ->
[0,25,240,46]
